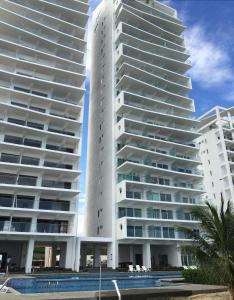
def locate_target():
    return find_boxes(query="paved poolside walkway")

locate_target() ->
[0,284,228,300]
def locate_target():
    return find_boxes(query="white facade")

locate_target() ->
[198,106,234,205]
[0,0,88,273]
[86,0,204,269]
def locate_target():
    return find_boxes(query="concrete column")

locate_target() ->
[171,245,182,267]
[94,244,101,267]
[143,242,151,269]
[25,239,34,274]
[80,244,87,269]
[129,245,134,265]
[20,242,27,268]
[74,238,81,272]
[51,245,57,267]
[107,242,115,268]
[60,239,75,269]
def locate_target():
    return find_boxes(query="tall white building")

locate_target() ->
[198,106,234,204]
[86,0,204,269]
[0,0,88,273]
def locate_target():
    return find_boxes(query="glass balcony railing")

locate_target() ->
[117,159,202,175]
[125,129,197,148]
[39,200,70,211]
[125,190,201,205]
[0,221,69,234]
[118,174,203,191]
[37,223,68,234]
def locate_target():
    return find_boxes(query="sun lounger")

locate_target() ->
[128,265,135,272]
[136,265,141,272]
[142,265,149,272]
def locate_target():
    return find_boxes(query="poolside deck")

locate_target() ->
[0,284,228,300]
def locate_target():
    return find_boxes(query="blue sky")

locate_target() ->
[78,0,234,233]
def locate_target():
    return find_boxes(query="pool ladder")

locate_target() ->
[112,280,121,300]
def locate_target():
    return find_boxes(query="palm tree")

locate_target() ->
[178,196,234,299]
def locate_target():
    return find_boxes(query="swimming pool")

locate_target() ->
[9,272,182,294]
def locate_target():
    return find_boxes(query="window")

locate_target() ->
[161,210,173,219]
[148,226,161,238]
[160,194,171,202]
[147,208,160,219]
[163,227,175,238]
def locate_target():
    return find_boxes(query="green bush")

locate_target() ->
[182,267,225,285]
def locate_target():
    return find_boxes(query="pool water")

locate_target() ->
[9,272,182,294]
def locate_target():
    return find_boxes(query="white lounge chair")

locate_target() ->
[142,265,149,272]
[136,265,141,272]
[128,265,135,272]
[183,266,188,270]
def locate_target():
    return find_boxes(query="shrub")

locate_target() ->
[182,267,226,285]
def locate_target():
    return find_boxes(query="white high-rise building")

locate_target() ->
[86,0,204,269]
[0,0,88,273]
[198,106,234,204]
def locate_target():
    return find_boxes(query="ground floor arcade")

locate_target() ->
[118,242,192,269]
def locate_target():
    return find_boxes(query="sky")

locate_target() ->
[78,0,234,234]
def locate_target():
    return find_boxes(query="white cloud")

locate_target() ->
[185,24,233,88]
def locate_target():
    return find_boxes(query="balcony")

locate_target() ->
[116,5,184,47]
[0,101,81,128]
[116,22,185,54]
[116,32,189,64]
[117,174,204,193]
[116,53,191,89]
[116,63,191,99]
[37,221,68,234]
[0,220,72,235]
[0,39,85,74]
[117,118,199,145]
[119,0,185,35]
[0,173,78,192]
[7,0,86,40]
[117,44,190,75]
[117,144,200,166]
[0,55,85,88]
[0,22,84,65]
[0,220,31,232]
[0,120,79,146]
[116,91,194,116]
[121,190,203,206]
[9,0,88,28]
[116,103,197,132]
[117,159,203,179]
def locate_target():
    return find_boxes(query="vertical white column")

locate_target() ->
[74,238,81,272]
[143,242,151,269]
[25,239,34,274]
[107,242,115,268]
[129,245,134,265]
[94,244,101,267]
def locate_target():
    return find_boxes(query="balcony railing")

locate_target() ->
[125,190,201,205]
[37,222,68,234]
[117,159,202,176]
[0,221,31,232]
[0,221,69,233]
[118,174,203,191]
[124,128,197,148]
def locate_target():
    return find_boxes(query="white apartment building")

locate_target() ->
[198,106,234,204]
[86,0,204,270]
[0,0,88,273]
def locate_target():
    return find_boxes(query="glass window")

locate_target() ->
[127,226,134,237]
[135,226,143,237]
[134,208,142,218]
